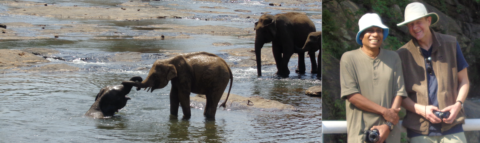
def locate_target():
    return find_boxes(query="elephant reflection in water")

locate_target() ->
[254,12,317,77]
[85,76,143,118]
[167,116,225,142]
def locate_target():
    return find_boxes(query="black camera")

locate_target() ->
[433,111,450,119]
[364,129,379,143]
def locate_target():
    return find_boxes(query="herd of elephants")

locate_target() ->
[81,12,321,120]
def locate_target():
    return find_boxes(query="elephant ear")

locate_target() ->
[263,19,276,37]
[166,64,177,81]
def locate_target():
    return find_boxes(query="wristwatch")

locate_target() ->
[386,122,394,131]
[457,100,464,108]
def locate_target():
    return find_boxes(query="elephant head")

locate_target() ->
[86,76,143,118]
[123,60,177,92]
[254,14,276,76]
[302,32,321,52]
[302,32,321,77]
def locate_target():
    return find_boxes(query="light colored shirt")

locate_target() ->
[340,48,407,143]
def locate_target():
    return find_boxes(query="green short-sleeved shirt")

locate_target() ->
[340,48,407,143]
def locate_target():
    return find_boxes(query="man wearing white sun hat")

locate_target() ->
[396,2,470,143]
[341,13,405,143]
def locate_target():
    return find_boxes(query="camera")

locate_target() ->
[364,129,379,143]
[433,111,450,119]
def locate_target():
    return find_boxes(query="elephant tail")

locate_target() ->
[219,66,233,108]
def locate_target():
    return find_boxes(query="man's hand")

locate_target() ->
[440,102,462,124]
[370,124,390,143]
[382,108,400,125]
[423,105,442,124]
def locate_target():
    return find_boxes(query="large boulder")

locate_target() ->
[0,49,49,69]
[191,93,296,111]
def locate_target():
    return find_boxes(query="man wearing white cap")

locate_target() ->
[396,2,470,142]
[340,13,406,143]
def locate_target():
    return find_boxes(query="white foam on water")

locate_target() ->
[72,58,106,65]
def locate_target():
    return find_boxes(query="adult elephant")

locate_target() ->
[122,52,233,119]
[85,76,143,118]
[254,12,316,77]
[302,32,321,78]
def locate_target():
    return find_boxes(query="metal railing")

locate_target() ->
[323,119,480,134]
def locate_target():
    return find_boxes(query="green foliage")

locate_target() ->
[322,90,346,120]
[466,39,480,86]
[322,9,346,59]
[383,36,404,51]
[401,132,408,143]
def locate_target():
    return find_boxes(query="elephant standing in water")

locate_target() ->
[254,12,316,77]
[302,32,321,78]
[85,76,143,118]
[123,52,233,119]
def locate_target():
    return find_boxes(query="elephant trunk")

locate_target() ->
[255,36,265,77]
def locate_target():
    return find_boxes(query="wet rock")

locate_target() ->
[0,49,49,69]
[309,14,322,20]
[212,42,232,46]
[133,34,190,40]
[22,48,59,56]
[136,67,150,70]
[133,24,251,36]
[305,85,321,97]
[234,9,251,13]
[200,6,228,9]
[269,3,282,6]
[113,52,142,62]
[265,0,318,6]
[5,1,193,21]
[27,64,79,72]
[191,93,296,111]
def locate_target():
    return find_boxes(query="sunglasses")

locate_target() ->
[425,57,433,75]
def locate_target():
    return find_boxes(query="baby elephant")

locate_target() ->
[85,76,143,118]
[302,32,321,78]
[123,52,233,119]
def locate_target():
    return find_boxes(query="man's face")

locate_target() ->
[361,27,383,49]
[407,17,431,41]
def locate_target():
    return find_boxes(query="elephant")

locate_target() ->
[85,76,143,118]
[302,32,321,78]
[122,52,233,119]
[254,12,316,77]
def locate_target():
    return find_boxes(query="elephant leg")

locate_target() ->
[204,91,224,119]
[281,51,293,77]
[272,43,284,76]
[178,90,192,119]
[169,86,180,116]
[204,79,228,119]
[296,52,306,74]
[317,52,321,78]
[308,51,317,73]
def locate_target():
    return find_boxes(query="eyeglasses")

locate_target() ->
[425,57,433,75]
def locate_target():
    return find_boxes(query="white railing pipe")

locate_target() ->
[323,119,480,134]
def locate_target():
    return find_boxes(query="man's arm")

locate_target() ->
[347,93,400,124]
[442,68,469,123]
[402,97,442,123]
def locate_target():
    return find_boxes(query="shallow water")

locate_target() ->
[0,0,321,142]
